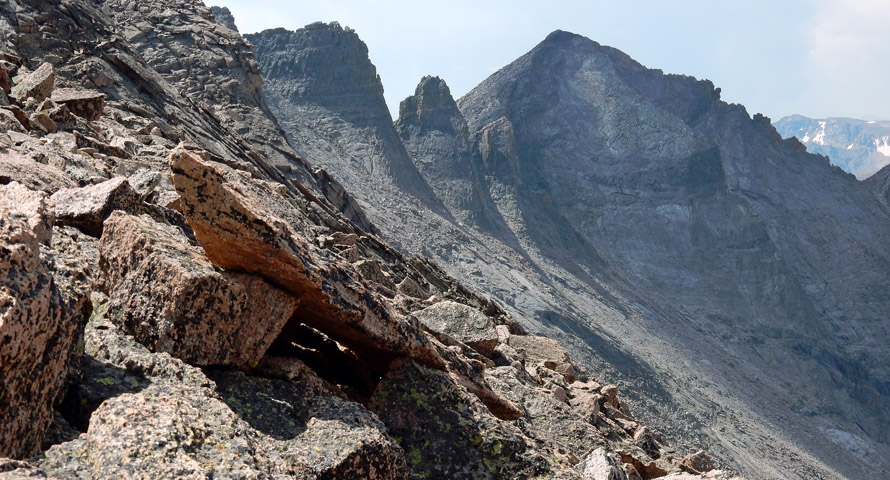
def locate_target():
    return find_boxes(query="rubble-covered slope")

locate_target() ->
[0,1,736,479]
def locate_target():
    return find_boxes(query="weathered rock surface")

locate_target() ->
[9,62,53,102]
[50,177,142,237]
[50,88,105,121]
[169,145,522,419]
[0,151,75,192]
[40,314,408,480]
[579,448,628,480]
[169,146,442,367]
[98,211,299,368]
[0,183,90,459]
[0,459,57,479]
[210,6,238,32]
[370,358,572,480]
[414,300,499,356]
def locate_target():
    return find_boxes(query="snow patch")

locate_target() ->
[847,143,854,150]
[801,134,811,143]
[868,120,876,124]
[813,121,827,145]
[875,136,890,157]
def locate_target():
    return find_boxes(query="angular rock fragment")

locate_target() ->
[10,62,54,102]
[578,447,629,480]
[98,212,299,368]
[51,177,143,237]
[169,146,443,368]
[0,108,24,132]
[51,88,106,121]
[0,183,90,458]
[682,450,716,473]
[414,300,499,356]
[0,182,53,244]
[29,112,57,133]
[169,145,521,419]
[0,64,11,94]
[0,151,76,192]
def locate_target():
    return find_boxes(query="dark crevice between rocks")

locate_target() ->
[265,322,383,405]
[55,357,149,434]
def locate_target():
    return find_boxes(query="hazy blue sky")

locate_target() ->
[207,0,890,121]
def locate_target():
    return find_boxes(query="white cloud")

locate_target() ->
[803,0,890,118]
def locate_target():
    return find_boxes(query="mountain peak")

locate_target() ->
[396,76,464,135]
[543,29,588,44]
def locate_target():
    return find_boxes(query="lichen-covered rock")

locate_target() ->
[0,184,90,458]
[50,177,143,237]
[98,211,299,368]
[414,300,499,356]
[485,366,606,457]
[370,359,572,480]
[10,62,54,102]
[49,88,105,121]
[578,447,628,480]
[41,316,408,480]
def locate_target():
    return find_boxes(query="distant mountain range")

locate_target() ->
[774,115,890,179]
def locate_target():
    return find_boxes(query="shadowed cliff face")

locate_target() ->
[245,24,444,214]
[252,25,890,479]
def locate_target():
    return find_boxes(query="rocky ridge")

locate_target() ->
[0,1,733,479]
[248,23,890,480]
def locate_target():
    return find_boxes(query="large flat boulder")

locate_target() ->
[51,177,142,237]
[0,150,76,192]
[169,145,443,367]
[169,145,522,420]
[98,211,299,368]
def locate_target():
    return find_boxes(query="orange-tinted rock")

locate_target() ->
[169,145,521,419]
[98,211,299,368]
